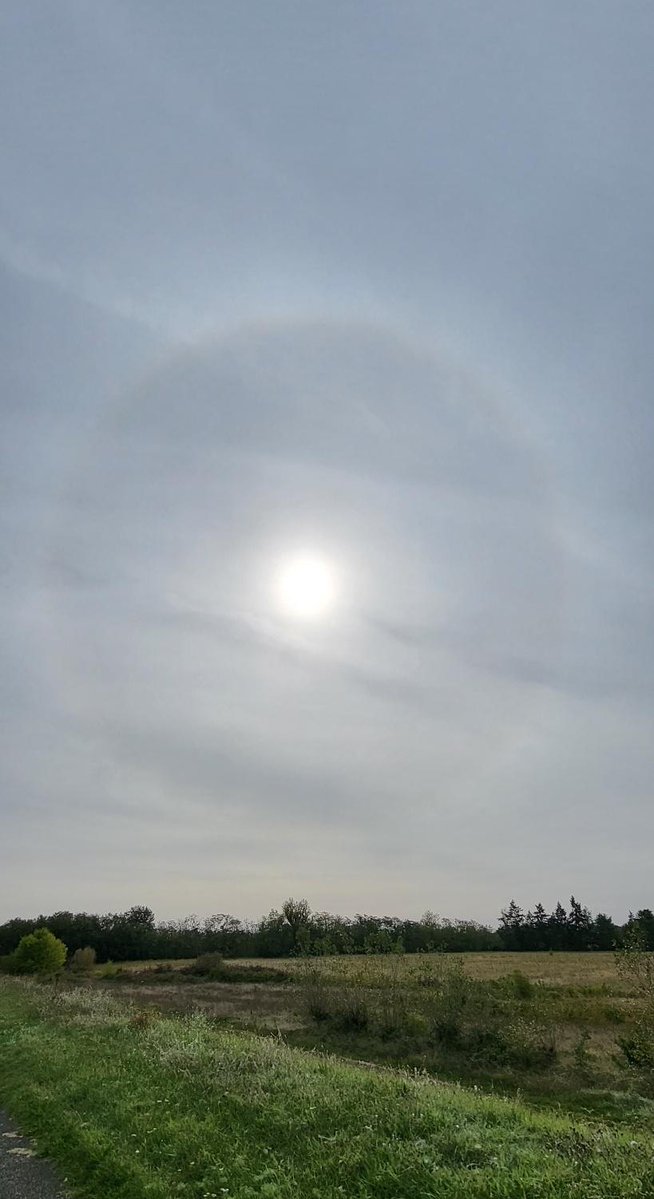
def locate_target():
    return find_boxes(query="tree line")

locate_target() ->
[0,897,652,963]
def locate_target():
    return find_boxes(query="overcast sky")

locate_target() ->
[1,2,653,924]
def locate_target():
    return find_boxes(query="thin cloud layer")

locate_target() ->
[1,3,653,922]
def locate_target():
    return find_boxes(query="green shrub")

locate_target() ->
[304,980,370,1032]
[431,1014,463,1048]
[306,988,333,1023]
[377,995,411,1040]
[332,995,369,1032]
[98,961,122,979]
[187,953,226,980]
[12,928,66,976]
[573,1029,592,1075]
[617,1027,654,1071]
[504,1020,557,1070]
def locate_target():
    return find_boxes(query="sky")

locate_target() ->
[1,2,653,925]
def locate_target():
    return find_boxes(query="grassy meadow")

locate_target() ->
[95,950,646,1104]
[112,951,622,986]
[2,974,654,1199]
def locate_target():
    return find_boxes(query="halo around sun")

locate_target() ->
[275,554,337,620]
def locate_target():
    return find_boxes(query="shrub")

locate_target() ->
[431,1014,463,1048]
[188,953,225,980]
[304,979,370,1032]
[617,1027,654,1071]
[98,961,122,979]
[504,1020,557,1070]
[70,946,97,973]
[12,928,66,976]
[573,1029,592,1075]
[332,995,370,1032]
[306,989,333,1023]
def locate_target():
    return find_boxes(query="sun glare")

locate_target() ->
[275,554,337,620]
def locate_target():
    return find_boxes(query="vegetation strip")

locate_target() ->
[1,979,654,1199]
[3,897,654,962]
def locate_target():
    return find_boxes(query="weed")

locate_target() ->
[573,1030,593,1076]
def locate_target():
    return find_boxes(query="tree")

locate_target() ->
[282,898,312,953]
[567,896,593,950]
[12,927,66,975]
[548,902,569,950]
[124,905,155,928]
[635,909,654,951]
[593,913,617,951]
[499,900,524,951]
[531,903,549,950]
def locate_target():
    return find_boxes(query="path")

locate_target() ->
[0,1112,69,1199]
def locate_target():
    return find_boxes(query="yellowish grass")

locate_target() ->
[240,951,623,990]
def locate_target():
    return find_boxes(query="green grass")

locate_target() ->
[1,979,654,1198]
[77,953,650,1105]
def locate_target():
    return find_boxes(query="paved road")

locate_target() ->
[0,1112,69,1199]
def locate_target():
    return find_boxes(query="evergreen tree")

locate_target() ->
[567,896,593,950]
[548,902,569,950]
[592,913,617,950]
[532,903,549,950]
[499,900,524,951]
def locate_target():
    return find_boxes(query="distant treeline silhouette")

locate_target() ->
[0,897,651,963]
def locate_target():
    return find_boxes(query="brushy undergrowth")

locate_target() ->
[1,977,654,1199]
[302,959,558,1071]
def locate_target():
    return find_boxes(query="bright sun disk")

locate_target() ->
[276,554,337,619]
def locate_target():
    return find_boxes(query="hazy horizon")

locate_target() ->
[2,2,653,925]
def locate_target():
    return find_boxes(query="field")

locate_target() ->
[245,950,628,988]
[2,975,654,1199]
[100,951,645,1101]
[114,951,623,987]
[1,952,654,1198]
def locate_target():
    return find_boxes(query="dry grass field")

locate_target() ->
[109,951,624,989]
[239,951,625,990]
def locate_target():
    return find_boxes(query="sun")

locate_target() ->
[275,554,337,620]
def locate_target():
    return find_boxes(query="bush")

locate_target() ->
[573,1029,592,1076]
[332,995,370,1032]
[617,1027,654,1071]
[11,928,66,976]
[188,953,226,980]
[70,946,97,973]
[431,1014,463,1048]
[98,961,122,979]
[304,979,370,1032]
[307,991,333,1023]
